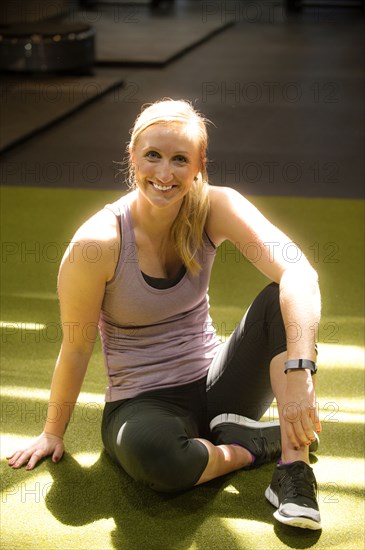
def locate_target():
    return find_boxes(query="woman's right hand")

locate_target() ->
[6,432,64,470]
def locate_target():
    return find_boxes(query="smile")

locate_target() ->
[151,182,174,192]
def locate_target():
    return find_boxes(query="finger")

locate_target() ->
[307,393,321,433]
[283,403,308,448]
[285,419,301,450]
[301,407,317,443]
[292,419,311,447]
[51,443,64,463]
[26,448,53,470]
[6,450,18,460]
[316,418,322,433]
[307,407,319,436]
[9,450,33,469]
[7,450,26,466]
[310,403,322,433]
[311,407,322,433]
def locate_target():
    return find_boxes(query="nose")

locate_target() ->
[156,161,173,184]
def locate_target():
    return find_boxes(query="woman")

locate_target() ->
[7,99,322,530]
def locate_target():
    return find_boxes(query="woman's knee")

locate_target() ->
[248,282,284,333]
[259,281,280,306]
[113,420,208,493]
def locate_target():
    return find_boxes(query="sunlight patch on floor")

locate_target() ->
[1,433,36,459]
[1,291,58,300]
[220,517,273,538]
[319,343,364,369]
[1,321,47,330]
[223,484,240,495]
[315,456,364,489]
[1,386,104,404]
[73,452,101,468]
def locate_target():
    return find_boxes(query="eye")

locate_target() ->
[174,155,188,164]
[145,150,161,160]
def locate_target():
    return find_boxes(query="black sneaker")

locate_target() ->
[209,413,282,468]
[265,461,321,530]
[210,413,319,456]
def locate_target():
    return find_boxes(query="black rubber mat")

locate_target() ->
[0,69,125,153]
[63,4,235,65]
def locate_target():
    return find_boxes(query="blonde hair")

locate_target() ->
[128,99,211,275]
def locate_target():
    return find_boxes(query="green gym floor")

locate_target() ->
[1,2,364,549]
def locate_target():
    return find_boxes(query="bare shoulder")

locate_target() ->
[208,184,238,204]
[73,205,119,243]
[61,202,122,282]
[208,185,255,215]
[207,186,263,245]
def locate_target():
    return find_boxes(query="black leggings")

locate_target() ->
[101,283,287,492]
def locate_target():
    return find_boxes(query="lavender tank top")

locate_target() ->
[98,197,221,402]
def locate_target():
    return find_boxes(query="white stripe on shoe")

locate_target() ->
[210,413,280,431]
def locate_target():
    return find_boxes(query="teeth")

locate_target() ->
[152,183,173,191]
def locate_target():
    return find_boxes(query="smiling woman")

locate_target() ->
[7,98,323,531]
[132,124,200,207]
[127,99,211,276]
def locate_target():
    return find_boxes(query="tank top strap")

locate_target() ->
[104,202,122,243]
[104,199,138,273]
[104,202,120,217]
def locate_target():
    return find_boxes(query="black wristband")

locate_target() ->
[284,359,317,375]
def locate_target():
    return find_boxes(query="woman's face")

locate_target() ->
[131,122,202,210]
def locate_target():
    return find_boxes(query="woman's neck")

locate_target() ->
[130,190,182,240]
[128,190,183,277]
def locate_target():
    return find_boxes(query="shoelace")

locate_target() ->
[279,464,317,500]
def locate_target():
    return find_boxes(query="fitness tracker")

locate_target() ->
[284,359,317,375]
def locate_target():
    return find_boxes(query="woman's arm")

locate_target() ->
[7,208,118,469]
[206,186,321,445]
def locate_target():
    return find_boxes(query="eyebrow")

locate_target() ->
[142,147,191,155]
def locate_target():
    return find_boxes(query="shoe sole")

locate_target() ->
[210,414,319,453]
[273,510,322,530]
[265,486,322,530]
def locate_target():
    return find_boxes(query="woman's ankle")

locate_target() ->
[281,446,310,465]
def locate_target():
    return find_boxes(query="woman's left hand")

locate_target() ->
[282,371,322,449]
